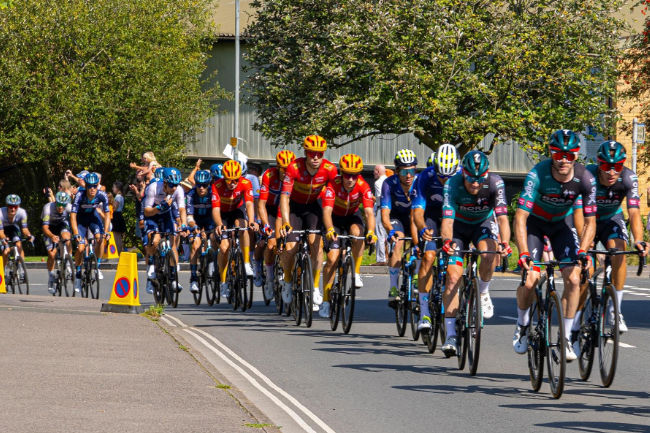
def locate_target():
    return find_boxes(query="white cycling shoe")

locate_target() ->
[147,264,155,280]
[442,336,458,357]
[481,293,494,319]
[263,281,274,300]
[244,262,254,277]
[74,278,82,294]
[513,324,528,355]
[190,280,200,294]
[281,281,293,304]
[47,275,56,294]
[565,338,577,362]
[312,287,323,306]
[319,301,330,318]
[354,274,363,288]
[97,270,104,280]
[220,282,230,298]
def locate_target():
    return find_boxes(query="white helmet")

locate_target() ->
[394,149,418,167]
[434,144,460,177]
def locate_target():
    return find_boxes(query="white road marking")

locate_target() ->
[163,314,184,327]
[159,316,176,327]
[619,342,636,348]
[185,327,334,433]
[499,316,519,321]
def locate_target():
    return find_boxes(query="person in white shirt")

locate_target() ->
[373,164,387,265]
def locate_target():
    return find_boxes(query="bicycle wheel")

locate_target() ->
[527,288,544,392]
[194,255,206,306]
[457,279,468,371]
[88,255,100,299]
[166,253,179,307]
[329,275,341,331]
[204,254,216,306]
[16,257,29,295]
[232,251,244,311]
[546,290,566,399]
[245,275,254,310]
[8,261,16,294]
[261,264,271,306]
[467,276,482,376]
[273,257,283,315]
[341,255,356,334]
[427,293,441,354]
[212,251,221,305]
[152,255,165,305]
[292,264,302,326]
[80,260,90,298]
[301,255,314,328]
[62,255,74,297]
[577,296,595,381]
[409,281,420,341]
[599,284,619,387]
[395,270,408,337]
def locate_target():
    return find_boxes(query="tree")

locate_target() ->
[0,0,226,179]
[246,0,626,155]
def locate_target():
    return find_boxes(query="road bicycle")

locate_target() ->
[286,229,321,327]
[222,227,253,312]
[423,243,446,354]
[190,229,217,306]
[74,235,100,299]
[389,237,419,339]
[151,231,180,308]
[577,247,645,387]
[4,238,31,295]
[51,240,75,297]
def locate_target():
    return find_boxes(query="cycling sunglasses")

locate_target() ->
[399,168,416,177]
[342,173,358,180]
[7,205,18,210]
[196,183,210,188]
[463,173,488,184]
[550,150,577,162]
[306,150,324,159]
[599,162,624,173]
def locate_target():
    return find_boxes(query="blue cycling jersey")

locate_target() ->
[187,188,213,220]
[380,174,416,217]
[71,189,109,218]
[411,166,444,218]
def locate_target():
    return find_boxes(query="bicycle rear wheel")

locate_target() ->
[546,290,566,399]
[301,255,313,328]
[341,255,356,334]
[427,294,441,354]
[457,279,468,371]
[165,253,179,307]
[467,276,482,376]
[194,255,206,306]
[16,257,29,295]
[292,265,303,326]
[330,268,342,331]
[577,296,595,381]
[599,284,619,387]
[409,283,420,341]
[62,255,74,297]
[527,288,544,392]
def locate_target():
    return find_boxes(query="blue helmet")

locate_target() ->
[5,194,21,206]
[55,191,71,205]
[85,172,100,186]
[154,167,164,180]
[76,170,89,180]
[194,170,211,184]
[163,167,182,186]
[210,163,223,180]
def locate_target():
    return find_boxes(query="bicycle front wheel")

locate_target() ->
[409,284,420,341]
[427,294,441,354]
[467,276,482,376]
[577,296,595,381]
[292,265,303,326]
[62,255,75,297]
[194,255,206,306]
[395,291,408,337]
[16,257,29,295]
[457,278,468,371]
[273,257,283,315]
[301,255,313,328]
[166,253,179,307]
[245,276,254,310]
[546,290,566,399]
[330,268,341,331]
[599,284,619,387]
[88,255,100,300]
[341,255,356,334]
[527,288,544,392]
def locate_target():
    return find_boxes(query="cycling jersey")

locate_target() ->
[380,174,415,218]
[0,207,28,231]
[260,167,283,208]
[142,180,185,215]
[517,160,597,221]
[281,158,338,204]
[211,177,253,212]
[71,190,110,219]
[412,166,444,218]
[442,172,507,224]
[186,188,214,230]
[585,165,639,221]
[245,174,261,200]
[322,176,374,217]
[41,202,72,227]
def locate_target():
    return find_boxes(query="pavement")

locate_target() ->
[0,294,280,433]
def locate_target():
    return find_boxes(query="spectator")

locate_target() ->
[130,151,161,179]
[112,181,126,254]
[128,176,146,243]
[373,164,388,266]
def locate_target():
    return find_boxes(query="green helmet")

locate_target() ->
[55,191,71,205]
[549,129,580,152]
[5,194,21,206]
[597,141,626,164]
[461,150,489,177]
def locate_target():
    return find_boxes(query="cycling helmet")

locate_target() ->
[276,150,296,168]
[55,191,71,205]
[549,129,580,153]
[85,172,100,186]
[210,163,223,180]
[163,167,182,186]
[154,167,164,180]
[5,194,21,206]
[462,150,489,177]
[597,140,626,164]
[339,154,363,174]
[394,149,418,167]
[303,135,327,151]
[222,160,242,180]
[426,152,436,168]
[76,170,89,180]
[194,170,211,184]
[435,144,460,177]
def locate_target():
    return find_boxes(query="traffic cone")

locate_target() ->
[104,232,120,259]
[0,256,6,294]
[101,252,143,313]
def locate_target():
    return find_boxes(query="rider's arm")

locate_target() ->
[364,205,376,237]
[580,216,597,253]
[578,172,598,252]
[440,218,453,241]
[70,212,79,237]
[514,208,530,255]
[323,206,334,233]
[496,214,511,245]
[380,208,392,233]
[258,199,269,227]
[628,207,646,251]
[279,162,296,227]
[42,224,54,239]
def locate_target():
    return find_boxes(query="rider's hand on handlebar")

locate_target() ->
[577,249,589,268]
[388,229,397,242]
[499,242,512,257]
[366,230,377,245]
[216,225,225,237]
[325,227,337,241]
[419,228,433,242]
[249,221,260,233]
[635,241,648,257]
[263,224,273,236]
[518,252,531,271]
[280,223,292,238]
[442,239,455,255]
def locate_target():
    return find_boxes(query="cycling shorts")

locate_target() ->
[450,218,498,257]
[143,213,175,246]
[77,213,105,240]
[595,213,628,245]
[43,222,71,250]
[389,213,411,237]
[325,211,365,250]
[527,214,580,267]
[2,225,21,243]
[286,201,323,243]
[220,208,247,240]
[192,217,216,233]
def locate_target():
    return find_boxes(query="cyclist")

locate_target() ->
[411,144,460,331]
[213,159,258,297]
[439,150,510,356]
[70,173,111,292]
[210,163,223,182]
[571,141,647,338]
[187,169,218,293]
[320,154,377,318]
[279,135,338,308]
[141,166,164,293]
[143,167,186,293]
[512,129,596,362]
[381,149,418,308]
[42,192,73,294]
[258,150,296,300]
[0,194,35,277]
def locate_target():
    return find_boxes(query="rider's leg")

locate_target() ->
[418,250,435,319]
[561,264,582,341]
[46,243,57,272]
[190,235,201,279]
[264,237,277,279]
[443,259,463,339]
[309,233,324,304]
[218,238,230,284]
[608,238,627,310]
[388,236,404,295]
[323,247,341,303]
[280,242,298,283]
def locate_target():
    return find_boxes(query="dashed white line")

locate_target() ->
[619,342,636,348]
[499,315,519,321]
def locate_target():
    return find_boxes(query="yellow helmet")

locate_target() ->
[222,159,242,180]
[339,154,363,174]
[303,135,327,152]
[276,150,296,168]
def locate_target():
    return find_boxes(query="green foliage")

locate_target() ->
[0,0,226,180]
[247,0,626,155]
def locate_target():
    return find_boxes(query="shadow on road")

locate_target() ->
[534,421,650,432]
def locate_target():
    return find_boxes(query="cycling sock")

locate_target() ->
[97,258,102,267]
[220,265,228,283]
[616,289,624,313]
[265,265,274,280]
[354,254,362,275]
[283,268,293,283]
[389,267,399,289]
[148,256,154,265]
[478,278,490,294]
[420,294,430,318]
[445,318,456,337]
[243,246,250,263]
[190,264,198,276]
[571,311,582,332]
[517,307,530,327]
[313,267,321,289]
[323,283,332,302]
[255,259,263,272]
[563,318,573,341]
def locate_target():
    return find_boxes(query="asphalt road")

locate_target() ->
[20,267,650,433]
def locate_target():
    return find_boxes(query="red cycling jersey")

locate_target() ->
[259,167,283,207]
[211,177,253,212]
[281,158,338,204]
[322,176,374,217]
